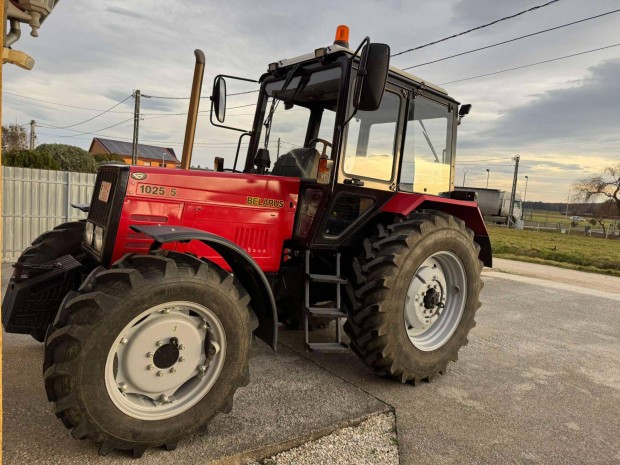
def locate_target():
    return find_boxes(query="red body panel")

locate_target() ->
[381,192,489,236]
[111,167,300,272]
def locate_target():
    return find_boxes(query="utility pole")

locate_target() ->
[565,187,570,218]
[132,90,141,165]
[276,138,281,159]
[462,167,467,187]
[507,154,520,227]
[486,168,490,188]
[29,119,36,150]
[523,175,529,220]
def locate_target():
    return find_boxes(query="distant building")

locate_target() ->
[89,138,180,168]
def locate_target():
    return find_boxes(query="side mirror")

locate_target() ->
[459,104,472,116]
[355,43,390,112]
[212,76,227,123]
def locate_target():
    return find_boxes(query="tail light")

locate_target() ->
[295,188,324,238]
[317,157,333,184]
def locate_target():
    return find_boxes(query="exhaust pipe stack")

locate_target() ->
[180,49,206,170]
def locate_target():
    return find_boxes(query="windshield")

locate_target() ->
[259,66,341,164]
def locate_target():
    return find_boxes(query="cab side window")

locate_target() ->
[343,91,401,182]
[400,96,453,194]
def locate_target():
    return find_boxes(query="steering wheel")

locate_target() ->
[308,137,332,158]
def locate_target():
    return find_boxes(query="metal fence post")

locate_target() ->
[66,171,72,222]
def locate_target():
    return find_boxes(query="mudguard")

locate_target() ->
[130,224,278,350]
[382,193,493,267]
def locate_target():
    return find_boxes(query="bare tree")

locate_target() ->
[573,163,620,216]
[1,124,28,152]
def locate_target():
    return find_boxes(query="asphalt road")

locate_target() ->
[2,263,620,464]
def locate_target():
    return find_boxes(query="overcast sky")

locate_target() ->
[3,0,620,202]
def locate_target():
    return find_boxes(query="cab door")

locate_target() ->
[310,82,406,247]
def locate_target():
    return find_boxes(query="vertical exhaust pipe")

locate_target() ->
[180,49,206,169]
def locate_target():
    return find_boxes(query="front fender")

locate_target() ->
[130,224,278,350]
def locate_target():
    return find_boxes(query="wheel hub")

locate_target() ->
[153,338,180,369]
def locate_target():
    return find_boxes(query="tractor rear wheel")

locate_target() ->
[43,251,254,457]
[13,221,87,341]
[345,210,483,384]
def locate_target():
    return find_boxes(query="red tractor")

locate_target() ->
[2,26,490,457]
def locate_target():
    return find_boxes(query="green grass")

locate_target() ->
[487,225,620,277]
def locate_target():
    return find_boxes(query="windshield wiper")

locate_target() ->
[418,120,440,163]
[263,64,300,148]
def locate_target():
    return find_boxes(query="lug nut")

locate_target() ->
[160,394,170,403]
[147,352,154,358]
[162,308,170,314]
[147,364,155,371]
[179,356,185,362]
[200,323,208,330]
[119,382,127,392]
[170,367,176,373]
[156,341,163,347]
[157,371,164,377]
[120,338,128,345]
[179,344,185,350]
[199,365,207,373]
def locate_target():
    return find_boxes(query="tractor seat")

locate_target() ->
[271,148,321,179]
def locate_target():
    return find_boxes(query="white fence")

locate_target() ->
[2,167,96,262]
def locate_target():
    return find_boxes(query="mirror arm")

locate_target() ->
[342,36,371,128]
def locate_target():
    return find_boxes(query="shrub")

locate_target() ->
[2,149,61,170]
[35,144,98,173]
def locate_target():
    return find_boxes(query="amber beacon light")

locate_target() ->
[333,25,350,48]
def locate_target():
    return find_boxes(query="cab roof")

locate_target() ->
[269,44,448,96]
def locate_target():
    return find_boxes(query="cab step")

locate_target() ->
[306,342,349,353]
[303,250,349,354]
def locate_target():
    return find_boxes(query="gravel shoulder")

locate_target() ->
[250,413,398,465]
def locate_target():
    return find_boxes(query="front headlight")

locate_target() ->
[84,221,94,245]
[94,226,104,251]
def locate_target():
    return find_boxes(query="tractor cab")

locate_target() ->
[210,26,464,248]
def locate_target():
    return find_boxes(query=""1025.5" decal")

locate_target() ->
[138,184,177,196]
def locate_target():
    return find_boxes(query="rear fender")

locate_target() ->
[382,193,492,267]
[130,224,278,350]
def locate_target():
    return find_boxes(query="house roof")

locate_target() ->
[90,138,179,163]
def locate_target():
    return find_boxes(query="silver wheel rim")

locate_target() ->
[404,251,467,351]
[104,301,226,421]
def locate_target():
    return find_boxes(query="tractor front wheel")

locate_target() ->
[345,210,483,384]
[43,251,254,457]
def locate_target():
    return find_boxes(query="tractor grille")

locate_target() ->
[83,165,130,264]
[89,168,120,226]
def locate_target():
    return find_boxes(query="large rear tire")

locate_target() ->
[43,250,254,457]
[12,221,86,341]
[345,210,483,384]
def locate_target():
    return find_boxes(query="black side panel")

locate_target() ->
[474,234,493,268]
[2,255,81,335]
[131,224,278,350]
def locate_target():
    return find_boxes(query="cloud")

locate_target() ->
[464,58,620,150]
[105,6,148,20]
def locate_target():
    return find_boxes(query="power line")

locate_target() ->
[441,43,620,85]
[2,91,134,113]
[391,0,562,58]
[38,117,134,136]
[51,95,133,129]
[143,90,259,99]
[404,8,620,70]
